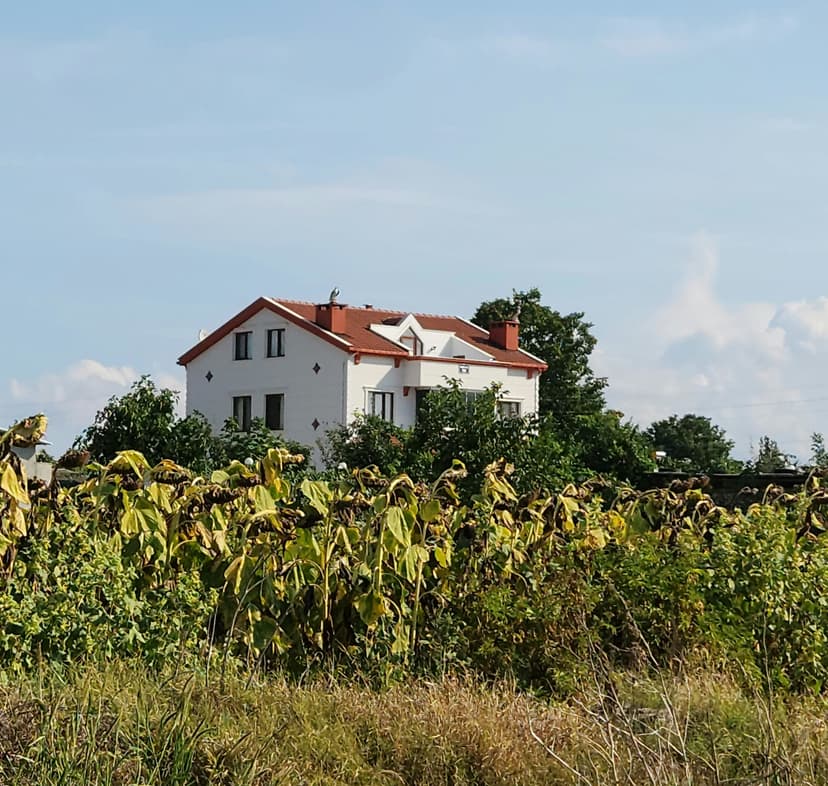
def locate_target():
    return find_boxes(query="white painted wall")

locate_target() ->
[346,355,415,426]
[345,356,539,429]
[184,309,347,462]
[12,446,53,482]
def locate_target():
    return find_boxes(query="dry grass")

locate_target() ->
[4,662,828,785]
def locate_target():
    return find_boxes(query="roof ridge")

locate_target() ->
[274,298,465,321]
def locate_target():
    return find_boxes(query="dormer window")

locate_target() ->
[399,328,423,356]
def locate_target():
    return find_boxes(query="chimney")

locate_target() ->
[315,301,348,334]
[489,319,519,351]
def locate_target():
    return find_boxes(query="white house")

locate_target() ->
[12,442,52,482]
[178,297,547,463]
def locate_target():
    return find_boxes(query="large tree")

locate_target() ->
[645,414,739,474]
[75,376,185,466]
[472,288,607,434]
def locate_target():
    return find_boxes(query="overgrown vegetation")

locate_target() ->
[5,413,828,692]
[9,409,828,781]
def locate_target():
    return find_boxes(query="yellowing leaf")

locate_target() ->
[1,464,29,506]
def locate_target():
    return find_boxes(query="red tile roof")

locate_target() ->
[178,297,547,371]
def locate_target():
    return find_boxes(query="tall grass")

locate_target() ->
[4,661,828,785]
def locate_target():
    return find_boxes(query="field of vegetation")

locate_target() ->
[5,413,828,784]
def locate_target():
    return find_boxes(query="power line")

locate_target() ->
[708,396,828,412]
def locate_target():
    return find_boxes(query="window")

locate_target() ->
[369,391,394,422]
[463,391,484,407]
[399,329,423,356]
[232,395,252,431]
[265,393,284,430]
[498,400,522,419]
[234,331,252,360]
[266,328,285,358]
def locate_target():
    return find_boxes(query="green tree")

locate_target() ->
[645,414,739,474]
[571,411,655,483]
[167,411,217,474]
[75,376,181,466]
[811,433,828,468]
[752,435,795,473]
[407,382,575,494]
[321,414,410,476]
[213,417,311,473]
[472,288,607,433]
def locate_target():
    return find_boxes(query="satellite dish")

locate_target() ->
[198,329,208,341]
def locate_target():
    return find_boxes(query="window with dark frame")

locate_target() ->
[234,331,252,360]
[232,395,252,431]
[497,400,522,419]
[265,393,284,430]
[266,328,285,358]
[370,391,394,422]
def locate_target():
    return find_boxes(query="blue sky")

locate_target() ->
[2,1,827,460]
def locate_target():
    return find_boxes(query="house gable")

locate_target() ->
[178,297,352,367]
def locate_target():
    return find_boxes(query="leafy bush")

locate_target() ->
[0,517,215,672]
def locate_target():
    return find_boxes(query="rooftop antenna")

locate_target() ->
[328,286,340,303]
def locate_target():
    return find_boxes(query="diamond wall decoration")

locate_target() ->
[311,418,320,431]
[205,371,213,382]
[313,362,321,374]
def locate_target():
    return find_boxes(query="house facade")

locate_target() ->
[178,297,547,462]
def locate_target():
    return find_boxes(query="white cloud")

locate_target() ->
[601,14,798,58]
[597,233,828,463]
[3,360,184,453]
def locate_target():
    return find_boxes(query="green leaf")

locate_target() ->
[420,499,441,522]
[300,479,332,516]
[253,485,275,512]
[251,616,279,654]
[356,590,387,626]
[385,507,408,546]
